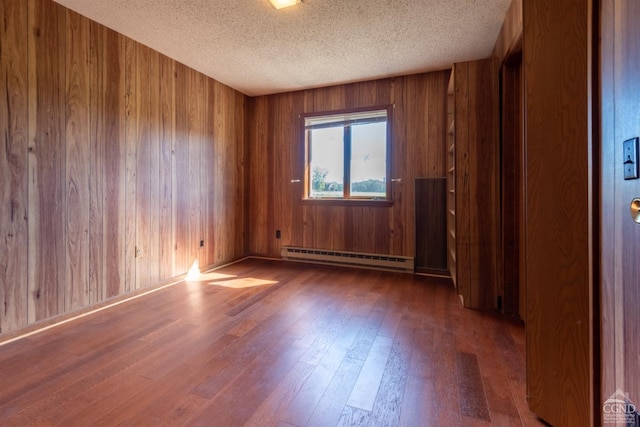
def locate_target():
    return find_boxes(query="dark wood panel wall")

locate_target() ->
[0,0,247,335]
[248,72,450,258]
[452,59,500,310]
[523,0,593,425]
[414,178,447,271]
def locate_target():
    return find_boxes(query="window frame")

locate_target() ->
[301,105,393,206]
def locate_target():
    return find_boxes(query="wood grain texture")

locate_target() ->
[453,62,471,306]
[456,352,490,421]
[523,0,593,425]
[157,52,175,281]
[65,8,91,310]
[123,37,137,294]
[99,25,127,299]
[88,20,104,305]
[173,61,190,275]
[1,0,248,336]
[211,81,248,265]
[248,96,270,256]
[27,0,67,322]
[0,259,545,426]
[452,59,500,310]
[248,72,450,259]
[492,0,523,64]
[186,67,203,274]
[0,0,29,333]
[134,42,152,290]
[601,0,640,421]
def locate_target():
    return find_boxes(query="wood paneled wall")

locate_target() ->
[248,72,449,258]
[523,0,593,424]
[452,59,500,310]
[0,0,247,335]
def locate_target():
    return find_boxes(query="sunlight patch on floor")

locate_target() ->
[186,271,237,283]
[207,278,277,289]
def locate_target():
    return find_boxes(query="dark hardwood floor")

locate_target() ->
[0,258,544,426]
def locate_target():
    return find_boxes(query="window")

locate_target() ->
[303,107,391,202]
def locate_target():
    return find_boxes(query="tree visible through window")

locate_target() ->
[304,107,391,201]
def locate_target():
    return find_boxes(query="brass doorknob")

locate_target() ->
[632,198,640,224]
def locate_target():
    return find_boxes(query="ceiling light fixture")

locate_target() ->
[267,0,300,10]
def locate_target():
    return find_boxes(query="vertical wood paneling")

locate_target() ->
[100,26,126,299]
[249,72,450,259]
[212,82,243,264]
[65,9,91,310]
[523,0,593,424]
[468,59,499,310]
[451,59,499,310]
[199,77,213,268]
[88,20,104,304]
[425,75,447,177]
[390,77,406,255]
[27,0,67,322]
[454,62,471,305]
[187,68,203,270]
[147,49,162,287]
[272,93,297,253]
[211,78,225,265]
[123,38,137,293]
[236,91,249,259]
[173,62,190,275]
[0,0,248,336]
[248,96,270,256]
[396,78,416,256]
[134,43,151,290]
[158,53,175,280]
[0,0,29,332]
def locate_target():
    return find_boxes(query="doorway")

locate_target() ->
[500,42,524,317]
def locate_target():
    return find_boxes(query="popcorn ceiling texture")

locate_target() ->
[54,0,510,96]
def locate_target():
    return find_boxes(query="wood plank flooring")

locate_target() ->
[0,259,545,426]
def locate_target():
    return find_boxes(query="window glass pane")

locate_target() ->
[309,127,344,198]
[350,122,387,198]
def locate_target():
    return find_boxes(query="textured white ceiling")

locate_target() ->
[53,0,510,96]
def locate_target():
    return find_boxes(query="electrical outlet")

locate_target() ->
[200,239,204,248]
[275,230,281,239]
[135,246,142,258]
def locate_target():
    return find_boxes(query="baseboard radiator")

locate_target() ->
[280,246,414,273]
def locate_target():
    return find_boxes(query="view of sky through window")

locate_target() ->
[350,122,386,197]
[306,108,388,200]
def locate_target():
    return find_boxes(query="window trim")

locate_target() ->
[301,105,393,205]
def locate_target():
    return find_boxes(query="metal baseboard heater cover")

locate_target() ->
[280,246,414,273]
